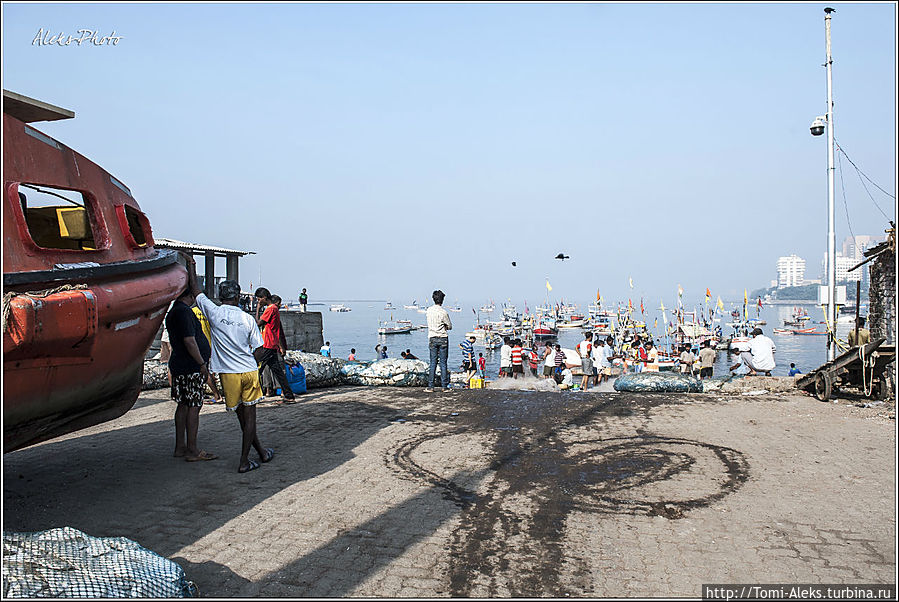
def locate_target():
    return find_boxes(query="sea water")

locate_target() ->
[307,302,856,379]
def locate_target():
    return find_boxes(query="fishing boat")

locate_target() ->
[378,319,415,335]
[479,300,495,313]
[773,327,818,335]
[483,333,503,349]
[592,315,614,337]
[557,319,586,328]
[783,306,812,327]
[403,300,419,310]
[329,303,351,312]
[3,90,187,453]
[449,302,462,312]
[384,301,395,310]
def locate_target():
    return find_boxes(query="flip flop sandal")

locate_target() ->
[238,459,260,473]
[185,451,218,462]
[260,448,275,463]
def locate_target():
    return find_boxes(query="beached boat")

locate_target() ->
[3,91,187,452]
[329,303,351,312]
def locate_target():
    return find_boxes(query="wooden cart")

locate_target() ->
[797,338,895,402]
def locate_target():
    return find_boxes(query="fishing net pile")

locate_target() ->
[283,352,345,388]
[2,527,194,598]
[341,359,432,387]
[613,372,703,393]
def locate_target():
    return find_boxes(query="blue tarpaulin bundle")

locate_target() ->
[613,372,703,393]
[2,527,195,598]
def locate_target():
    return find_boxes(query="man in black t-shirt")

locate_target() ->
[166,286,218,462]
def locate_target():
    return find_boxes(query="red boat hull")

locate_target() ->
[3,103,186,452]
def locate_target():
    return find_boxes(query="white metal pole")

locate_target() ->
[825,7,837,361]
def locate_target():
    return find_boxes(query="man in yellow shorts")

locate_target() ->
[190,262,274,474]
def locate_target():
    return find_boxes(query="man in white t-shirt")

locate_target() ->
[191,265,273,474]
[499,338,513,378]
[576,332,593,390]
[746,328,776,376]
[425,290,453,392]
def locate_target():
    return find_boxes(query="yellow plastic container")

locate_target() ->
[469,378,485,389]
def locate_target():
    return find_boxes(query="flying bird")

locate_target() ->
[554,253,569,261]
[511,261,517,267]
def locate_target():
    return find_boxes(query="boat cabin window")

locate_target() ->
[17,184,98,251]
[120,204,149,247]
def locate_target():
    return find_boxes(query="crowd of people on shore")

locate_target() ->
[161,281,793,469]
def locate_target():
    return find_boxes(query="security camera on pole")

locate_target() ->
[810,7,838,361]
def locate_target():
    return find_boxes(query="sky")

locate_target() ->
[3,2,896,309]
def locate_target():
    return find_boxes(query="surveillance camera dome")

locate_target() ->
[810,117,826,136]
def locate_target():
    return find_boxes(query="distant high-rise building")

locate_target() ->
[777,255,806,288]
[842,235,879,262]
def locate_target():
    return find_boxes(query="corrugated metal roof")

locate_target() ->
[154,238,255,256]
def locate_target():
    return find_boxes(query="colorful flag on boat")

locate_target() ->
[640,298,644,314]
[596,289,601,301]
[757,297,763,309]
[546,279,552,292]
[717,296,724,311]
[706,288,711,302]
[629,277,634,289]
[654,318,658,328]
[678,284,684,297]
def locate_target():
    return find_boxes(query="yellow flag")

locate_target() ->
[717,296,724,310]
[546,279,552,292]
[629,277,634,289]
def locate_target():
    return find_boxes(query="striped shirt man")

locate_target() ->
[511,345,523,366]
[459,339,475,363]
[554,349,566,367]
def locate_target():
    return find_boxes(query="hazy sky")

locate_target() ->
[3,2,895,308]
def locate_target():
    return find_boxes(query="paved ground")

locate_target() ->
[3,386,895,597]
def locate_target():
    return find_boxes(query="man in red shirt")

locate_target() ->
[254,287,296,402]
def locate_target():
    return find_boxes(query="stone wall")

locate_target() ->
[281,311,325,353]
[867,235,895,397]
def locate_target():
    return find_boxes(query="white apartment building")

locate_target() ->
[821,253,863,283]
[776,255,806,288]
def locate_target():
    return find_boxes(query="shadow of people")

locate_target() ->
[3,399,399,564]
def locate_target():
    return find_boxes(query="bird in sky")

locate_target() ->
[511,261,517,267]
[554,253,569,261]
